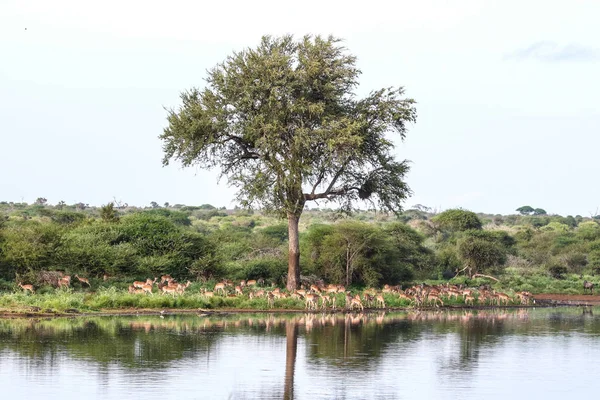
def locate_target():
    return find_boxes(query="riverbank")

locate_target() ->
[1,293,598,319]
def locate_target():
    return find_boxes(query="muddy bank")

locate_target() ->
[533,294,600,306]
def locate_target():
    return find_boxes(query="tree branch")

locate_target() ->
[304,159,352,201]
[472,273,500,282]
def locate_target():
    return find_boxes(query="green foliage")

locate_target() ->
[588,251,600,274]
[576,221,600,241]
[523,216,550,228]
[140,209,191,226]
[432,209,482,232]
[540,222,570,233]
[0,220,63,277]
[160,34,417,289]
[4,199,600,297]
[533,208,547,216]
[50,210,87,225]
[259,224,288,243]
[546,259,568,279]
[457,233,507,277]
[516,205,534,215]
[100,202,120,223]
[160,34,417,217]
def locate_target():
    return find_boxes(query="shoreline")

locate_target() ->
[1,294,597,319]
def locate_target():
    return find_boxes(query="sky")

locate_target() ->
[1,0,599,216]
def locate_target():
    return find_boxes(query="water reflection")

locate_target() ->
[2,308,600,399]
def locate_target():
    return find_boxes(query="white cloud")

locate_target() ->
[507,41,600,62]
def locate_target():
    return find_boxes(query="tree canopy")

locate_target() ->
[516,205,534,215]
[160,35,417,290]
[432,209,482,232]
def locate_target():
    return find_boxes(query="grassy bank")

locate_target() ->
[1,271,597,316]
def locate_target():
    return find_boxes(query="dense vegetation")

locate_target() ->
[2,200,600,301]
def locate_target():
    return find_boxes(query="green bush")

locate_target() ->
[432,209,482,232]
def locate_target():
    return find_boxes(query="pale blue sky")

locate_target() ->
[1,0,599,216]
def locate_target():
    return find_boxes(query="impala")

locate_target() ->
[305,293,318,310]
[326,286,338,294]
[329,294,337,309]
[349,297,364,311]
[246,279,257,286]
[319,294,330,309]
[177,280,191,293]
[375,294,385,308]
[584,280,594,294]
[235,285,244,296]
[397,293,412,303]
[141,283,154,295]
[309,285,321,294]
[160,275,173,284]
[214,282,226,295]
[133,279,153,289]
[58,277,70,288]
[201,289,214,298]
[495,292,511,305]
[427,294,443,307]
[345,293,353,309]
[74,274,91,286]
[267,292,275,308]
[464,294,475,306]
[128,285,144,294]
[291,292,304,300]
[162,285,178,297]
[18,283,35,294]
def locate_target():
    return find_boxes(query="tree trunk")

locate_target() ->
[287,213,301,291]
[346,244,351,287]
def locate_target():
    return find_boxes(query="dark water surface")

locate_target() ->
[2,308,599,399]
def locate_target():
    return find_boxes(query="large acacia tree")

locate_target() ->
[160,35,417,290]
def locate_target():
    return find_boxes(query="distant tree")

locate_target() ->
[56,200,66,210]
[75,202,88,210]
[533,208,547,216]
[260,224,289,243]
[432,209,482,232]
[199,204,216,210]
[160,35,417,290]
[164,202,170,208]
[100,202,120,223]
[411,204,431,212]
[35,197,47,206]
[150,201,160,209]
[319,221,386,287]
[516,205,534,215]
[563,215,577,228]
[457,235,507,278]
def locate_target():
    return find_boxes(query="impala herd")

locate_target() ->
[15,274,535,310]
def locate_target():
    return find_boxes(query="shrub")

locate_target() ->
[432,209,482,232]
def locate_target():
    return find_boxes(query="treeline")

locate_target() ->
[1,201,600,292]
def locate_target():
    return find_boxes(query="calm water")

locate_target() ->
[2,308,600,399]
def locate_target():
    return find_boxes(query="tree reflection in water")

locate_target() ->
[1,308,600,399]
